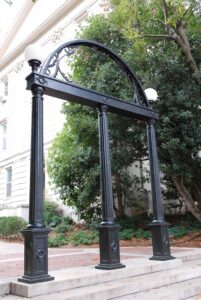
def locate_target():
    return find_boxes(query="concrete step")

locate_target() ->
[175,249,201,262]
[31,263,201,300]
[10,258,181,298]
[114,277,201,300]
[186,296,201,300]
[7,260,201,300]
[0,280,10,296]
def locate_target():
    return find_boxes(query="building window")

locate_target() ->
[6,167,12,198]
[0,122,7,150]
[4,79,8,97]
[0,77,8,104]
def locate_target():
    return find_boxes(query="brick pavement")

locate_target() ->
[0,241,194,281]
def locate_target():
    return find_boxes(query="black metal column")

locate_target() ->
[18,83,54,283]
[96,105,125,270]
[147,119,174,260]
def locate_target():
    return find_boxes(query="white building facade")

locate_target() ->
[0,0,110,221]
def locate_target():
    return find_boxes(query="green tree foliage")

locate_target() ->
[48,104,101,222]
[48,1,201,221]
[110,0,201,220]
[110,0,201,83]
[47,16,149,222]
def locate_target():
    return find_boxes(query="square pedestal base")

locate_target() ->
[149,221,175,261]
[96,223,125,270]
[18,227,54,284]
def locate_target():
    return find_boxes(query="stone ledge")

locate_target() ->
[10,258,181,298]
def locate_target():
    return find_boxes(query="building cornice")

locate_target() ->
[0,0,82,72]
[0,0,34,60]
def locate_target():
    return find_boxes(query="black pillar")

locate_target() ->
[18,81,54,283]
[147,119,174,260]
[96,105,125,270]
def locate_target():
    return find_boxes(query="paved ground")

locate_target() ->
[0,240,194,281]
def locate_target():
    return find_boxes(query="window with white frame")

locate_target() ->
[0,122,7,150]
[6,167,12,198]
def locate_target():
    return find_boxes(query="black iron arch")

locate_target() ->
[40,39,149,107]
[26,39,158,120]
[19,39,173,284]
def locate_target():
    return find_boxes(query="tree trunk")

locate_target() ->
[166,21,201,85]
[172,175,201,222]
[114,173,125,218]
[193,185,201,211]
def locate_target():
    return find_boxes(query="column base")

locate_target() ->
[96,263,125,270]
[18,227,54,284]
[18,274,54,284]
[149,255,175,261]
[148,221,175,261]
[96,223,125,270]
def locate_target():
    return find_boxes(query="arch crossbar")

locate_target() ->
[41,39,149,107]
[26,39,159,120]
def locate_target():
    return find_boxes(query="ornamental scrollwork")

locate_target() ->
[40,40,149,107]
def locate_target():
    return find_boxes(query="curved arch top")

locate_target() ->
[40,39,149,107]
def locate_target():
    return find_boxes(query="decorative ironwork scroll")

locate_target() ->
[41,40,149,107]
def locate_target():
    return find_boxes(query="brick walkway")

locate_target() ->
[0,241,195,280]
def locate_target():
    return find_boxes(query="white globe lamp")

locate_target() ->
[144,88,158,103]
[25,44,46,71]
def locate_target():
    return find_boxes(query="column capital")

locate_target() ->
[31,84,45,95]
[147,118,156,126]
[98,105,109,114]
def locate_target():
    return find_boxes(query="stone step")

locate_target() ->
[8,260,201,300]
[186,296,201,300]
[4,279,201,300]
[0,281,10,296]
[114,277,201,300]
[33,264,201,300]
[175,249,201,262]
[10,258,181,298]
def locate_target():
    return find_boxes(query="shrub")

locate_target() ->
[86,221,100,231]
[116,217,136,230]
[116,214,151,230]
[0,216,27,236]
[69,230,99,246]
[44,200,62,227]
[48,234,68,247]
[168,226,190,238]
[55,223,72,234]
[134,228,151,239]
[182,214,201,229]
[119,228,134,240]
[63,216,74,225]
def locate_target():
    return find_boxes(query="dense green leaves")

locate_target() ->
[47,15,149,222]
[47,105,101,222]
[47,1,201,221]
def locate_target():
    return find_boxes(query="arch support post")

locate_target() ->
[96,105,125,270]
[147,119,174,261]
[18,84,54,284]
